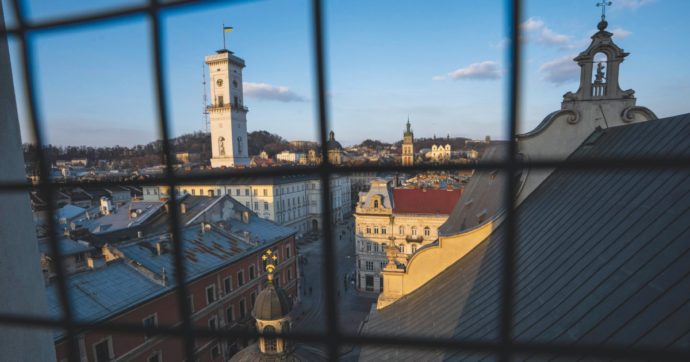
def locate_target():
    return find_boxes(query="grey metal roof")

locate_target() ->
[38,237,94,257]
[360,114,690,360]
[439,143,509,236]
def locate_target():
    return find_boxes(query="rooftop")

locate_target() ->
[361,114,690,359]
[392,188,462,215]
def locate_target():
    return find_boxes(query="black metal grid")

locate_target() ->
[1,0,689,361]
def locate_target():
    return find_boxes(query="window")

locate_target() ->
[208,316,217,330]
[235,189,240,196]
[399,225,404,235]
[288,267,293,281]
[254,201,258,210]
[208,189,214,197]
[226,305,234,323]
[239,299,246,319]
[211,344,221,359]
[249,265,255,280]
[399,245,405,253]
[191,189,195,195]
[147,352,161,362]
[250,292,256,308]
[366,242,371,252]
[93,337,113,362]
[411,227,417,236]
[142,314,157,339]
[412,244,417,253]
[374,226,379,234]
[366,226,371,234]
[424,227,431,237]
[381,227,387,235]
[187,295,195,313]
[264,325,277,353]
[263,189,268,196]
[253,189,257,196]
[206,285,216,305]
[366,261,374,271]
[245,189,249,196]
[223,277,232,294]
[238,270,245,287]
[286,245,291,259]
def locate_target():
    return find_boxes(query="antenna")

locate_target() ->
[201,63,209,133]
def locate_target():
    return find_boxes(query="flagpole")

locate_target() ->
[222,23,226,50]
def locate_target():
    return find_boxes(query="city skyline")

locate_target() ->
[4,0,689,147]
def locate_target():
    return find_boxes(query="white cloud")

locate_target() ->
[539,55,580,85]
[521,17,544,31]
[539,27,571,45]
[434,61,502,81]
[243,82,306,102]
[521,17,571,46]
[611,27,632,38]
[614,0,655,10]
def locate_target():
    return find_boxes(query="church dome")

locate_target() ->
[326,131,343,151]
[253,282,292,321]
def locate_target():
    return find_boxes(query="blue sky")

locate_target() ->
[3,0,689,147]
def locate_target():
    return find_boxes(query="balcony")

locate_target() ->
[405,235,424,243]
[207,103,249,112]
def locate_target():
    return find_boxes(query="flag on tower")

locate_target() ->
[224,26,233,33]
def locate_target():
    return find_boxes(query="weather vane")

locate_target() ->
[596,1,612,21]
[262,249,278,282]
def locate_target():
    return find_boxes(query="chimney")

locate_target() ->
[137,230,144,238]
[180,202,187,214]
[156,241,165,256]
[87,255,106,270]
[242,211,250,224]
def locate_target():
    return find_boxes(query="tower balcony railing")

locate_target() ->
[207,103,249,112]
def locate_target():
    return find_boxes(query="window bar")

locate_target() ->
[311,0,341,359]
[500,0,523,361]
[7,0,80,360]
[0,0,686,360]
[147,0,196,360]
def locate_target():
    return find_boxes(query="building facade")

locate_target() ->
[401,119,414,166]
[207,47,250,168]
[353,179,461,292]
[141,175,351,236]
[51,198,299,362]
[429,144,451,162]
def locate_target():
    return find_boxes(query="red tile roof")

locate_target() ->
[392,188,462,215]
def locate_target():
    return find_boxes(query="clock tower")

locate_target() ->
[205,48,249,168]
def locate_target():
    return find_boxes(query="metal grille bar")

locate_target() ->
[0,0,687,360]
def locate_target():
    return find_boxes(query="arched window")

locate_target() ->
[263,325,277,353]
[399,225,404,235]
[398,244,405,253]
[373,200,379,208]
[411,244,417,253]
[411,227,417,236]
[424,227,431,237]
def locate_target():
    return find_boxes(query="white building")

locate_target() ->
[142,175,351,237]
[276,151,306,164]
[428,144,451,162]
[206,48,250,168]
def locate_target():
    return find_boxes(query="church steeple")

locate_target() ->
[563,11,633,102]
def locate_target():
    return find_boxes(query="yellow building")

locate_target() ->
[354,179,461,292]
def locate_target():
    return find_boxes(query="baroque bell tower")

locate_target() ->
[206,41,249,168]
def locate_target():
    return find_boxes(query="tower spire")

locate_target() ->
[596,0,612,28]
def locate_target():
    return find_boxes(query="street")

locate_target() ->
[291,217,376,358]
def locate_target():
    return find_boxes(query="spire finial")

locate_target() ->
[262,249,278,282]
[596,1,612,29]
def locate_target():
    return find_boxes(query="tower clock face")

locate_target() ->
[216,79,223,87]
